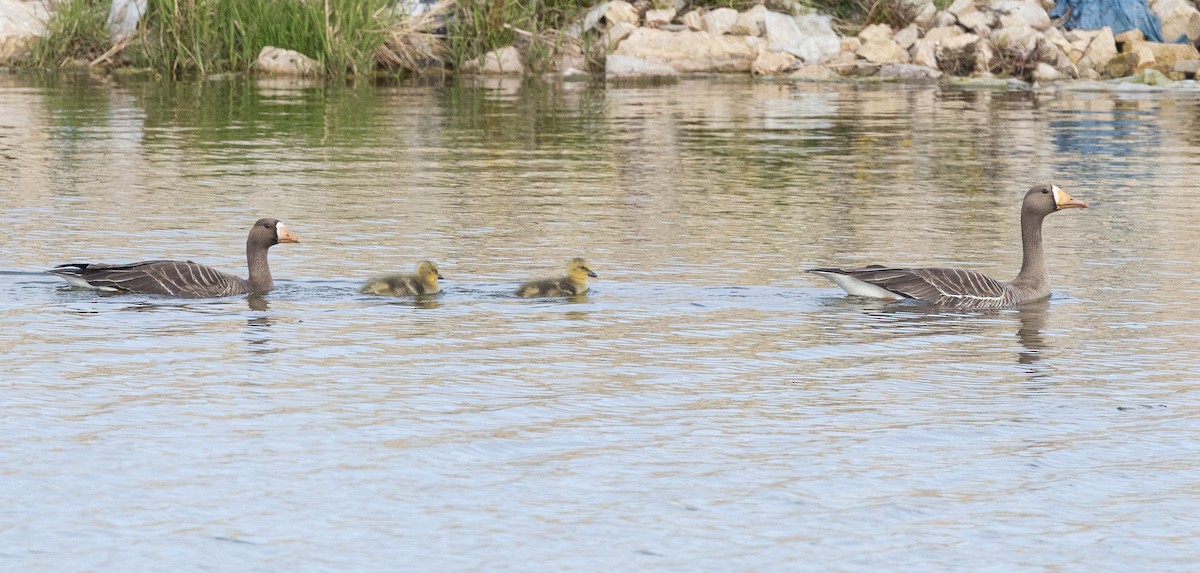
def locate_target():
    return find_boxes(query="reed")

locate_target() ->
[27,0,111,68]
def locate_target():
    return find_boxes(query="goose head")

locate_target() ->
[567,257,597,281]
[1025,184,1087,216]
[250,218,300,248]
[416,260,444,284]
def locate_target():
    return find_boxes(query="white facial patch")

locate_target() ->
[1051,185,1062,205]
[275,222,287,240]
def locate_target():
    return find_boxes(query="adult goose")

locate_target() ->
[809,184,1087,309]
[48,218,300,298]
[516,257,597,298]
[360,261,444,296]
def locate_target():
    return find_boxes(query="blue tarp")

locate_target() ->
[1049,0,1165,42]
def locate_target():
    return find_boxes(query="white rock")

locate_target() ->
[990,0,1050,30]
[606,21,637,50]
[789,64,837,80]
[957,10,994,33]
[1077,27,1117,73]
[911,38,938,68]
[947,0,976,17]
[752,50,797,74]
[462,45,524,75]
[1152,0,1200,43]
[941,32,980,51]
[644,8,676,28]
[933,10,957,27]
[612,28,762,72]
[765,12,841,62]
[731,4,767,37]
[0,0,52,64]
[605,54,679,77]
[913,2,938,29]
[604,1,639,25]
[841,37,862,53]
[925,25,964,42]
[991,20,1039,52]
[703,8,739,35]
[256,46,321,75]
[681,10,703,31]
[858,23,894,44]
[108,0,146,44]
[878,63,942,79]
[894,24,919,49]
[858,39,911,64]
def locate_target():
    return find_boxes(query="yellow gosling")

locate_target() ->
[361,260,443,296]
[516,257,597,298]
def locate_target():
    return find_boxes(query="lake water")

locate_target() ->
[2,73,1199,570]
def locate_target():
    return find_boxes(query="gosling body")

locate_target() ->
[361,261,443,296]
[516,258,597,298]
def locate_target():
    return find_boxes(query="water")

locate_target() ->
[2,74,1199,570]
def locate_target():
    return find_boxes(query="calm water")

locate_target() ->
[2,73,1199,570]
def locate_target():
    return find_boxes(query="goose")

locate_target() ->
[360,261,444,296]
[516,257,597,298]
[47,218,300,298]
[809,183,1087,309]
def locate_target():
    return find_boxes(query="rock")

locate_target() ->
[612,28,762,72]
[925,25,964,43]
[1151,0,1200,43]
[1113,28,1144,47]
[947,0,975,18]
[108,0,146,44]
[841,37,862,53]
[1033,62,1063,81]
[1174,59,1200,76]
[858,23,894,44]
[948,0,994,32]
[934,10,957,27]
[913,2,938,29]
[731,4,767,36]
[789,63,837,80]
[858,38,911,64]
[1076,27,1117,73]
[973,38,995,73]
[894,24,919,49]
[911,38,938,68]
[552,41,586,71]
[752,50,797,74]
[878,63,942,79]
[463,46,525,75]
[991,19,1040,53]
[1123,68,1174,86]
[765,12,840,62]
[605,54,679,78]
[703,8,739,34]
[1126,40,1200,73]
[256,46,321,75]
[941,32,980,51]
[605,1,639,25]
[644,8,676,28]
[0,0,51,64]
[606,21,637,50]
[990,0,1050,30]
[681,10,703,31]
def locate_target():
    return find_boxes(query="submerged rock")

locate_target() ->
[605,54,678,78]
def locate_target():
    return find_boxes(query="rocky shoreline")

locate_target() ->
[3,0,1200,85]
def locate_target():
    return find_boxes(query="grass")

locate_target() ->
[28,0,111,68]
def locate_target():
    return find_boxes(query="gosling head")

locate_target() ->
[567,257,597,282]
[416,260,443,285]
[1024,183,1087,218]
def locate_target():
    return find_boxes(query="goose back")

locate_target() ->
[810,266,1021,309]
[50,260,251,298]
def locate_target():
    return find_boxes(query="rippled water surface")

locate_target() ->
[2,74,1200,570]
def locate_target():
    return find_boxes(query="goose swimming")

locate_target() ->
[48,218,300,298]
[809,184,1087,309]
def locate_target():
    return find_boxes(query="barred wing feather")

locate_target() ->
[50,260,250,298]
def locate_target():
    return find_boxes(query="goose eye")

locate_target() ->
[1042,189,1048,194]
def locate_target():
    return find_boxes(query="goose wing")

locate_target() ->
[813,266,1012,308]
[49,260,249,298]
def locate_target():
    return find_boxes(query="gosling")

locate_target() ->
[361,261,444,296]
[516,257,597,298]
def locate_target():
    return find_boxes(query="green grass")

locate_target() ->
[28,0,111,68]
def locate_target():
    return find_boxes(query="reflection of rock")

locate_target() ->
[605,54,678,78]
[612,28,761,72]
[878,63,940,80]
[256,46,321,76]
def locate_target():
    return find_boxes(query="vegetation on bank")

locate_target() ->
[24,0,928,77]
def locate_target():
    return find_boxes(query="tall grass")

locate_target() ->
[28,0,111,68]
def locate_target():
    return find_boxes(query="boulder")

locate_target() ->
[605,54,679,78]
[858,23,894,44]
[108,0,146,44]
[894,24,920,49]
[606,21,637,50]
[925,25,964,43]
[911,38,938,68]
[612,28,762,72]
[1174,59,1200,76]
[0,0,52,64]
[990,0,1050,30]
[948,0,994,32]
[789,63,837,80]
[991,19,1040,52]
[1113,28,1144,47]
[1032,62,1063,81]
[644,8,676,28]
[703,8,739,34]
[1126,39,1200,73]
[941,32,981,51]
[731,4,767,36]
[858,38,911,64]
[1151,0,1200,43]
[934,10,957,27]
[681,10,703,31]
[841,37,862,53]
[256,46,321,75]
[605,1,639,25]
[878,63,942,79]
[765,12,840,62]
[1076,27,1117,73]
[912,2,938,29]
[752,49,797,74]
